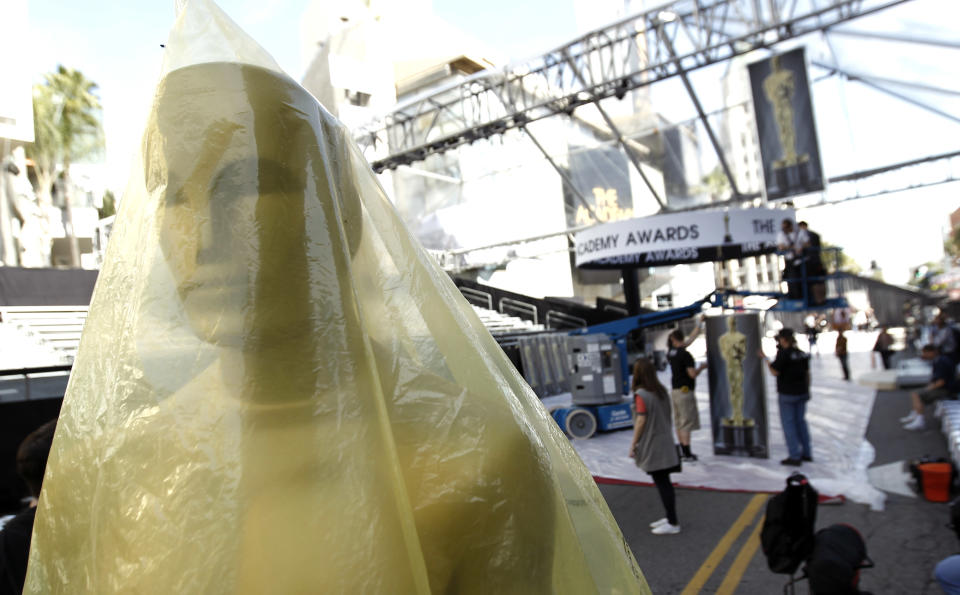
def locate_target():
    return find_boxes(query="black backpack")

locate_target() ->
[761,473,819,574]
[804,524,873,594]
[949,496,960,540]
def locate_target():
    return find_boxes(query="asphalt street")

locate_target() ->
[601,387,959,593]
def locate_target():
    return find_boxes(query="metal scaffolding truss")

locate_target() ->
[354,0,911,175]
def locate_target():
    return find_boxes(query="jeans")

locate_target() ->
[779,392,812,460]
[878,349,892,370]
[936,555,960,594]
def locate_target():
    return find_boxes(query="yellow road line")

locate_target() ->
[716,508,766,594]
[680,493,769,595]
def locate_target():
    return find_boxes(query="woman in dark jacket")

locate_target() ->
[629,357,682,535]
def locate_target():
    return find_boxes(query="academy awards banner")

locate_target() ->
[705,314,768,458]
[574,206,792,269]
[749,47,825,200]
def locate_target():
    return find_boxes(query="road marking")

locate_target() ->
[716,508,766,594]
[680,493,768,595]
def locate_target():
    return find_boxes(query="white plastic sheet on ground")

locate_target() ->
[546,330,888,511]
[23,1,648,592]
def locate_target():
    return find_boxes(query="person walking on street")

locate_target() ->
[872,326,894,370]
[667,318,708,462]
[629,357,683,535]
[759,328,812,466]
[835,329,850,381]
[805,315,820,358]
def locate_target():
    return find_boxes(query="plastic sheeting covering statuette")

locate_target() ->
[24,1,648,593]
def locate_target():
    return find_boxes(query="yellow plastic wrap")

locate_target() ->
[25,1,648,592]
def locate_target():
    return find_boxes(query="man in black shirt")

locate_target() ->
[931,313,959,366]
[0,419,57,595]
[798,221,826,304]
[759,328,812,466]
[667,316,707,462]
[902,344,960,431]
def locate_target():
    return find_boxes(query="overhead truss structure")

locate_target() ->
[354,0,911,177]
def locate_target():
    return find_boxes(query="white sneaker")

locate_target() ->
[649,518,669,528]
[651,523,681,535]
[903,416,926,431]
[900,411,919,423]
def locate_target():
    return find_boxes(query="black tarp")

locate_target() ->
[0,267,98,306]
[832,273,932,327]
[451,275,627,330]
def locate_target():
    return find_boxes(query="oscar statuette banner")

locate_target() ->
[706,313,769,458]
[748,47,825,201]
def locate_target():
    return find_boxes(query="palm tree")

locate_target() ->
[697,165,732,202]
[820,240,861,275]
[28,65,104,267]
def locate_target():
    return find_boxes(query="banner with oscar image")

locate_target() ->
[706,314,768,457]
[563,145,634,285]
[749,47,824,200]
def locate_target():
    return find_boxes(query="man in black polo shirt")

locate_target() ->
[759,328,812,466]
[932,313,959,365]
[902,343,960,431]
[667,317,708,462]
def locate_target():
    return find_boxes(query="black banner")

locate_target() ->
[563,146,634,284]
[563,146,633,228]
[581,242,776,270]
[749,48,825,200]
[0,267,98,306]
